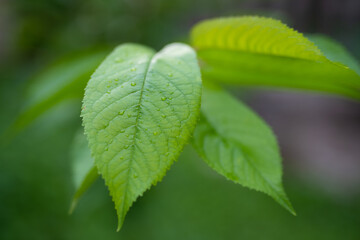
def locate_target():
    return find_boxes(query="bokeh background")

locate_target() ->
[1,0,360,239]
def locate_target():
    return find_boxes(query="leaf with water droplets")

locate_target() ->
[192,85,295,215]
[82,43,202,231]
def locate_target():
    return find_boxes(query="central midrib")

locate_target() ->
[118,52,156,224]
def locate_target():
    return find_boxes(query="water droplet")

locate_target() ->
[120,156,124,160]
[161,114,166,118]
[119,110,125,115]
[105,147,109,151]
[115,58,123,63]
[157,108,160,111]
[114,78,119,82]
[161,97,166,101]
[133,173,138,178]
[127,113,132,118]
[125,134,129,137]
[131,67,136,72]
[121,85,124,88]
[168,97,172,100]
[120,129,125,133]
[153,131,158,136]
[168,73,173,77]
[106,90,110,94]
[131,82,136,86]
[124,145,129,149]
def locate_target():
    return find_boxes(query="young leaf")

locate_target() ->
[192,85,295,215]
[191,17,360,99]
[11,49,108,133]
[82,43,202,230]
[70,129,98,214]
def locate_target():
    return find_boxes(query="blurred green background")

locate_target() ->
[1,0,360,239]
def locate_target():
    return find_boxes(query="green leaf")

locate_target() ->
[82,43,202,231]
[192,85,295,215]
[11,49,108,133]
[69,129,98,214]
[308,34,360,75]
[191,16,360,99]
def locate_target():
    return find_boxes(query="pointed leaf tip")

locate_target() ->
[192,86,295,214]
[82,43,202,230]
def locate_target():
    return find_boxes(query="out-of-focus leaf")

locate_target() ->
[192,85,295,215]
[11,49,109,133]
[191,17,360,99]
[82,43,202,231]
[308,34,360,75]
[69,129,98,214]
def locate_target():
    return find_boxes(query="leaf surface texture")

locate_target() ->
[192,86,295,215]
[82,43,202,230]
[191,17,360,99]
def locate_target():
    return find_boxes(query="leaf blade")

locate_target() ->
[70,129,98,214]
[82,43,202,230]
[11,49,108,133]
[191,17,360,99]
[192,85,295,215]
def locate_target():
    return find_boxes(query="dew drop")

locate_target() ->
[157,108,160,111]
[161,114,166,118]
[115,58,123,63]
[127,113,132,118]
[124,145,129,149]
[105,147,109,151]
[119,110,125,115]
[133,173,138,178]
[131,67,136,72]
[168,73,173,77]
[120,129,125,133]
[153,131,158,136]
[125,134,129,137]
[120,156,124,160]
[114,78,119,82]
[161,97,167,101]
[168,97,172,100]
[131,82,136,86]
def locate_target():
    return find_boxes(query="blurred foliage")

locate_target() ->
[0,110,359,239]
[1,0,360,239]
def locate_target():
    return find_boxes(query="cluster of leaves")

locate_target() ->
[12,16,360,231]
